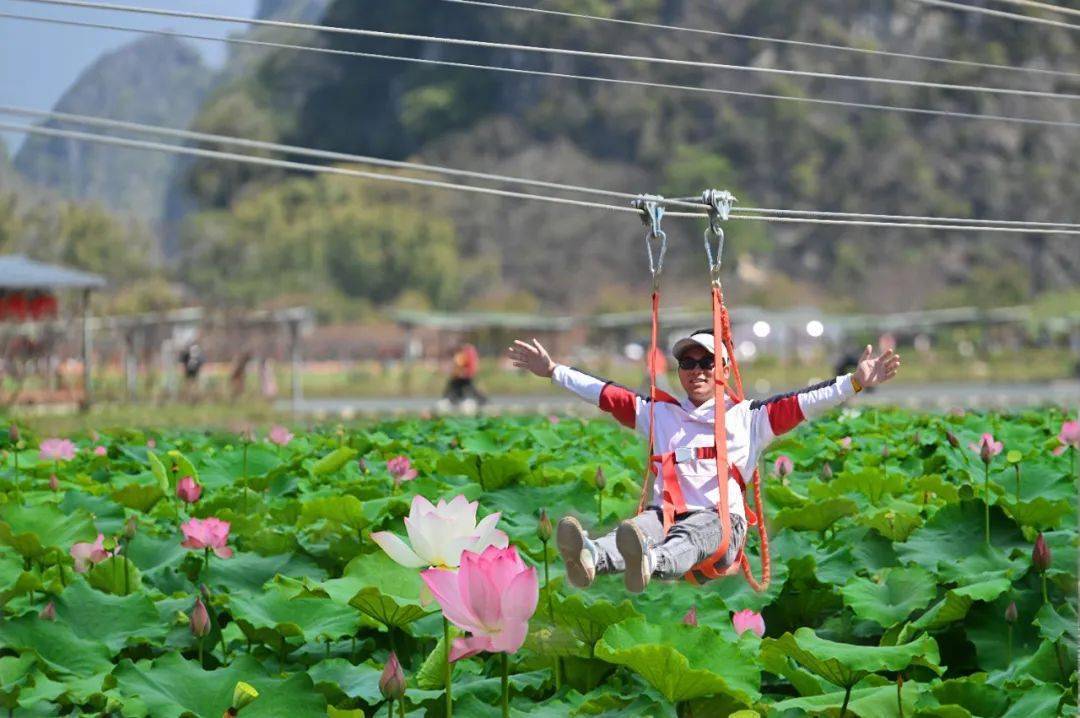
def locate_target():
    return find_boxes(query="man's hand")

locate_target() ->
[507,338,557,378]
[854,344,901,388]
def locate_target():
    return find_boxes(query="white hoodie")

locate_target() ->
[552,364,857,519]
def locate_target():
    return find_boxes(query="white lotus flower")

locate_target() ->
[372,494,508,569]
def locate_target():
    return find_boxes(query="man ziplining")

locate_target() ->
[508,331,901,594]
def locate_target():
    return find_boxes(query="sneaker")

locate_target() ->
[557,516,596,588]
[616,520,652,594]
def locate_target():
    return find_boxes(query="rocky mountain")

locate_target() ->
[14,35,212,224]
[175,0,1080,311]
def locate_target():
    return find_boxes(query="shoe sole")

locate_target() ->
[556,517,594,588]
[616,521,650,594]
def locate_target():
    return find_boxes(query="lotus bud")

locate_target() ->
[980,441,993,465]
[123,515,139,540]
[537,509,552,543]
[1005,601,1018,623]
[224,681,260,716]
[176,476,202,504]
[357,457,368,474]
[594,467,606,490]
[946,431,960,448]
[201,583,213,602]
[379,651,406,701]
[682,606,698,627]
[7,424,18,443]
[49,474,59,491]
[1032,533,1051,572]
[821,462,833,480]
[774,455,793,478]
[39,601,56,621]
[190,597,211,637]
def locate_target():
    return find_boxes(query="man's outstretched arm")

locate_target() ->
[507,338,649,431]
[748,344,901,449]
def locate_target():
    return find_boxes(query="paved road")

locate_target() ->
[279,380,1080,418]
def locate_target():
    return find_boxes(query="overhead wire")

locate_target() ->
[439,0,1080,80]
[3,119,1079,234]
[985,0,1080,19]
[10,0,1080,103]
[4,104,1079,230]
[2,11,1080,131]
[910,0,1080,31]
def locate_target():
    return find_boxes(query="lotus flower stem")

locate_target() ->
[500,653,509,718]
[596,489,602,523]
[983,462,990,547]
[1042,573,1048,604]
[1007,624,1013,663]
[12,450,20,505]
[1013,463,1021,503]
[204,547,211,581]
[540,536,561,690]
[386,698,393,718]
[198,637,204,666]
[242,441,249,514]
[443,615,453,718]
[840,685,852,718]
[398,697,405,718]
[55,548,65,588]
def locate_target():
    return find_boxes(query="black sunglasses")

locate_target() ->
[678,356,716,371]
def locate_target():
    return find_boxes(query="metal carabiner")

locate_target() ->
[701,189,737,286]
[632,194,668,287]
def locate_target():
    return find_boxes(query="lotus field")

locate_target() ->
[0,409,1077,717]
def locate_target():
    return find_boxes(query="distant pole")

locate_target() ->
[124,329,138,402]
[80,288,92,411]
[289,318,302,414]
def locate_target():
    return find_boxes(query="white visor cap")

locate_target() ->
[672,332,729,362]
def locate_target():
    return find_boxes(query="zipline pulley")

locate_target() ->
[702,189,736,286]
[632,194,667,290]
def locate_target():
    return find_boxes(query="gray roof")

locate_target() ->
[0,255,105,290]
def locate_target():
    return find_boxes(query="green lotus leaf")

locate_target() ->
[1033,601,1078,647]
[553,593,641,650]
[910,474,961,504]
[110,481,165,513]
[199,444,281,490]
[147,449,170,493]
[112,653,326,718]
[999,496,1074,531]
[0,503,97,560]
[53,580,165,651]
[840,567,938,628]
[997,682,1067,718]
[299,494,370,532]
[925,675,1010,718]
[910,576,1012,630]
[761,628,942,690]
[307,657,385,704]
[897,501,1028,582]
[310,446,359,476]
[166,449,199,484]
[86,555,143,596]
[824,467,906,505]
[229,585,362,650]
[203,550,326,594]
[771,680,929,717]
[594,617,760,705]
[325,551,430,628]
[348,586,430,630]
[764,482,810,509]
[0,614,112,677]
[772,498,858,533]
[858,500,925,542]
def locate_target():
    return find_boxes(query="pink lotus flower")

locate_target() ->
[181,518,233,558]
[773,455,793,477]
[267,425,294,446]
[70,533,112,573]
[969,433,1003,464]
[548,414,560,425]
[387,455,418,483]
[176,476,202,504]
[39,601,56,621]
[93,445,107,457]
[373,494,507,569]
[146,439,156,449]
[422,545,538,661]
[839,436,852,451]
[732,609,765,637]
[379,651,406,701]
[682,606,698,627]
[39,438,76,462]
[1053,420,1080,456]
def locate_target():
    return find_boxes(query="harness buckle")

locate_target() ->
[674,447,695,463]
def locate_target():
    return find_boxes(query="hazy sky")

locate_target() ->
[0,0,258,154]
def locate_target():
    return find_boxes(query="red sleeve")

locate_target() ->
[599,383,639,429]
